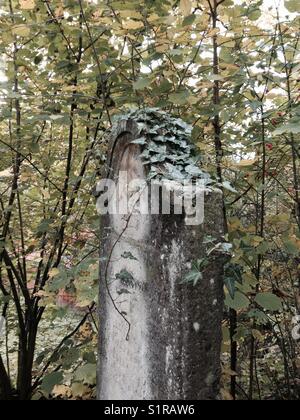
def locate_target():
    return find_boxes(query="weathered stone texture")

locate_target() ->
[97,117,226,400]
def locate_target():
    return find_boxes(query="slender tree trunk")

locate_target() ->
[210,0,237,399]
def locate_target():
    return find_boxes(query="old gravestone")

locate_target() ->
[97,109,227,400]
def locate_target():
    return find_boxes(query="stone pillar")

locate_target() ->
[97,114,226,400]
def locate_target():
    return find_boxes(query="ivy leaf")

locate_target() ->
[224,277,236,300]
[121,251,138,261]
[150,153,166,163]
[116,269,134,287]
[131,137,147,145]
[164,163,186,181]
[185,164,203,177]
[255,293,282,312]
[182,267,202,286]
[181,259,207,286]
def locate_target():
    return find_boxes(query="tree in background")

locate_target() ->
[0,0,299,400]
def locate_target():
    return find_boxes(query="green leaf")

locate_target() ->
[121,251,138,261]
[207,74,225,82]
[248,9,261,21]
[220,0,234,5]
[255,292,282,312]
[273,122,300,135]
[133,78,151,90]
[36,219,53,234]
[225,291,250,311]
[182,268,202,286]
[182,14,196,26]
[181,259,207,286]
[164,163,186,181]
[74,363,96,385]
[224,276,236,299]
[248,309,269,325]
[12,25,30,37]
[284,0,299,13]
[116,269,134,287]
[48,273,70,292]
[185,164,203,177]
[224,263,243,299]
[150,153,166,163]
[169,91,190,105]
[283,239,299,256]
[41,372,63,394]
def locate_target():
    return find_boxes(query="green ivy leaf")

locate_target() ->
[121,252,138,261]
[116,269,134,287]
[182,267,202,286]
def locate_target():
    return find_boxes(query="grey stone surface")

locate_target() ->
[97,117,226,400]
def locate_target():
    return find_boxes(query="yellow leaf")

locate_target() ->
[268,213,290,226]
[55,6,64,18]
[180,0,192,16]
[208,28,220,37]
[122,20,144,30]
[119,10,143,19]
[156,42,170,53]
[147,13,160,23]
[19,0,35,10]
[222,367,238,376]
[234,159,257,167]
[49,268,60,278]
[71,383,90,398]
[220,388,234,400]
[228,217,242,230]
[12,25,30,37]
[53,385,72,398]
[252,329,264,341]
